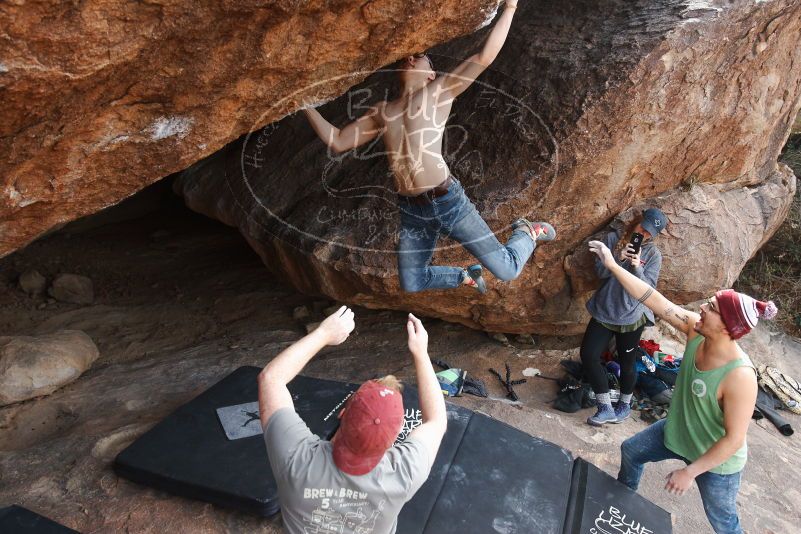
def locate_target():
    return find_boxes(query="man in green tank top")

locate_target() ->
[589,240,777,534]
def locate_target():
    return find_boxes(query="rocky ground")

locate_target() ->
[1,195,800,533]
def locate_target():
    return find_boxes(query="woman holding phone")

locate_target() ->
[582,208,668,426]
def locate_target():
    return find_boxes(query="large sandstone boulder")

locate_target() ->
[175,0,801,334]
[566,167,796,304]
[0,0,501,257]
[0,330,100,406]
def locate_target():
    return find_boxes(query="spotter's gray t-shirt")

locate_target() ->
[263,407,431,534]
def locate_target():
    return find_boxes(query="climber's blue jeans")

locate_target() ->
[396,178,535,292]
[618,419,743,534]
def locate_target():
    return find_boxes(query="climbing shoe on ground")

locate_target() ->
[587,404,617,426]
[512,218,556,242]
[466,264,487,294]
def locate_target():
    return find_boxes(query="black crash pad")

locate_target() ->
[115,366,672,533]
[411,412,574,534]
[564,459,672,534]
[0,506,79,534]
[394,387,475,532]
[114,368,358,516]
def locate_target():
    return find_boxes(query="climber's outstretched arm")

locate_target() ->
[304,106,383,154]
[438,0,519,99]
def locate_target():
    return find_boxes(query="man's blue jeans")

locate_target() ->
[396,178,535,292]
[618,419,743,534]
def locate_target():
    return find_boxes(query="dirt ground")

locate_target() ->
[1,193,799,533]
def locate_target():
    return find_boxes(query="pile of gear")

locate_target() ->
[433,359,488,398]
[552,339,678,422]
[753,365,801,436]
[552,340,801,437]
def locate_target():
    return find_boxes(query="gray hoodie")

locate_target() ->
[586,231,662,326]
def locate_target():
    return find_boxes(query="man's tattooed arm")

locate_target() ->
[637,287,654,304]
[592,239,700,334]
[637,288,694,330]
[659,303,700,334]
[662,304,686,323]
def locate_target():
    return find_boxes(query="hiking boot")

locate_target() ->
[587,404,617,426]
[611,402,631,424]
[512,218,556,242]
[465,264,487,294]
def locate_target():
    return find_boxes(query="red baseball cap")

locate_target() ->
[332,380,404,476]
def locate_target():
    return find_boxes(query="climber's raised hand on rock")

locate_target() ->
[589,240,616,269]
[438,0,519,99]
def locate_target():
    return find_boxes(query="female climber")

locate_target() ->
[581,208,668,426]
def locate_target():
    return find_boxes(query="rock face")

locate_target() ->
[175,1,801,334]
[0,330,99,406]
[566,167,796,304]
[0,0,501,257]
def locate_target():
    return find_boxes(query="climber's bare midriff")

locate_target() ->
[375,84,456,197]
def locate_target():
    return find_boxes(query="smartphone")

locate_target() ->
[629,232,644,255]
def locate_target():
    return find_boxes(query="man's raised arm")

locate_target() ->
[440,0,519,99]
[303,106,383,154]
[588,240,699,336]
[407,314,447,466]
[258,306,355,427]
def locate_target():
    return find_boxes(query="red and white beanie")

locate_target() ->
[715,289,778,340]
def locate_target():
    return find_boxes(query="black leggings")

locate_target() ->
[579,318,645,395]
